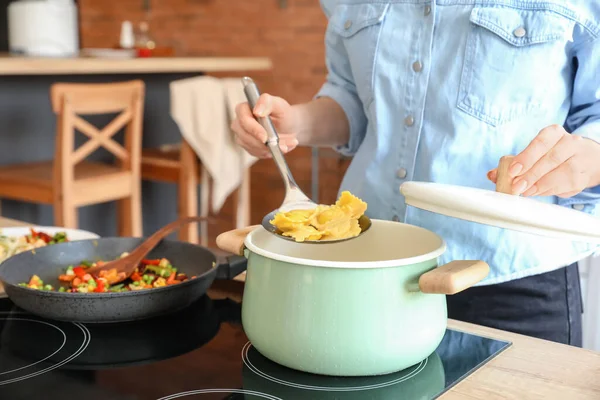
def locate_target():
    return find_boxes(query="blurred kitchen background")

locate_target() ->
[0,0,597,352]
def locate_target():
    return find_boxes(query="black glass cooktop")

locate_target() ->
[0,295,511,400]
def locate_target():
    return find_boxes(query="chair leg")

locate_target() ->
[117,184,142,237]
[235,168,251,229]
[54,194,78,229]
[178,141,199,244]
[199,167,210,247]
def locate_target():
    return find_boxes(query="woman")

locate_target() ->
[231,0,600,346]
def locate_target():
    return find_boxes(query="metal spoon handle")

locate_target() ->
[241,77,309,203]
[242,76,280,146]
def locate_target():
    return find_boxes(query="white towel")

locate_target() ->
[170,76,257,213]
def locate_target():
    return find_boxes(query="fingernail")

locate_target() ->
[523,185,538,197]
[292,138,299,146]
[254,105,264,116]
[508,162,523,177]
[513,179,528,194]
[279,143,288,152]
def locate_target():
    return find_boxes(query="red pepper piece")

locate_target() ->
[37,232,53,243]
[131,272,142,282]
[93,279,105,293]
[73,267,86,278]
[141,259,161,265]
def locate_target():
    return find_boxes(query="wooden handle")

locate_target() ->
[130,216,209,258]
[216,225,260,256]
[495,155,515,194]
[419,260,490,295]
[84,215,212,284]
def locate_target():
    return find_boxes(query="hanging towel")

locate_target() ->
[170,76,257,213]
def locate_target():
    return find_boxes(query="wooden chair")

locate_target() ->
[0,80,145,236]
[141,141,250,245]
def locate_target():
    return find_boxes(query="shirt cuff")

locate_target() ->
[316,81,367,157]
[572,119,600,145]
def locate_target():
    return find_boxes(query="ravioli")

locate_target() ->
[270,191,367,242]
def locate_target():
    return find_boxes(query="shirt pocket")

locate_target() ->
[457,6,575,127]
[327,2,390,107]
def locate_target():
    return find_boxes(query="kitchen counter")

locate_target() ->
[0,54,273,75]
[1,217,599,399]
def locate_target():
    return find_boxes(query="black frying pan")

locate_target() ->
[0,237,247,323]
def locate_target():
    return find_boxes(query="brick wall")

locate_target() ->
[78,0,350,236]
[78,0,328,104]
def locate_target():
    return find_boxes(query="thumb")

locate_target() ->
[487,168,498,183]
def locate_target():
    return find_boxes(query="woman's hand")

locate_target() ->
[487,124,600,197]
[231,93,300,158]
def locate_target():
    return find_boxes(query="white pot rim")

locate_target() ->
[243,219,447,269]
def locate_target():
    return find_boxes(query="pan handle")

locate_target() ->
[417,260,490,295]
[215,255,248,280]
[216,225,260,256]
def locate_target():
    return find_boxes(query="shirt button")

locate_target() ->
[397,168,407,179]
[513,26,526,37]
[412,61,423,72]
[344,20,352,30]
[573,204,585,211]
[424,5,431,16]
[392,215,400,222]
[404,116,415,127]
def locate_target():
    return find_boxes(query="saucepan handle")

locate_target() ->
[216,225,261,256]
[418,260,490,295]
[215,255,248,280]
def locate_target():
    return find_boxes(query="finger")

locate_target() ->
[521,158,584,197]
[487,168,498,183]
[512,134,575,195]
[233,125,270,158]
[235,102,268,143]
[280,137,299,152]
[235,127,291,157]
[557,190,583,198]
[253,94,288,118]
[510,125,567,178]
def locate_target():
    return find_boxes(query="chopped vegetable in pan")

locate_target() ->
[0,229,68,263]
[20,255,197,293]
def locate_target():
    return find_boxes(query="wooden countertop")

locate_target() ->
[1,217,599,398]
[0,54,273,75]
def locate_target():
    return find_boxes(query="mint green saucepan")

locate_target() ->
[216,219,489,377]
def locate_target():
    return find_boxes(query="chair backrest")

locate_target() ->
[50,80,145,184]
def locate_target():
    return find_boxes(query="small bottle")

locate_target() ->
[120,21,135,49]
[136,21,156,57]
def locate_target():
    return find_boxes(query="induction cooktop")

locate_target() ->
[0,294,511,399]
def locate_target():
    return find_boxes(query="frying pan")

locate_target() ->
[0,237,247,323]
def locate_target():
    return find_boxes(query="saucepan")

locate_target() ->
[216,219,489,377]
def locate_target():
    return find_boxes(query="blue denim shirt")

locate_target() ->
[317,0,600,285]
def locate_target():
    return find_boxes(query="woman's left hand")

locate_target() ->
[487,124,600,198]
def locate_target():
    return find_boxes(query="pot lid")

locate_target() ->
[399,181,600,244]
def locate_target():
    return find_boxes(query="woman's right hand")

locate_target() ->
[231,93,300,158]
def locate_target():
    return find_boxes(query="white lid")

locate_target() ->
[400,181,600,244]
